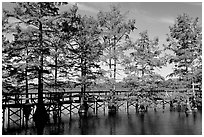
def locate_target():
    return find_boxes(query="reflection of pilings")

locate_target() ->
[108,113,117,135]
[52,103,61,123]
[23,104,32,128]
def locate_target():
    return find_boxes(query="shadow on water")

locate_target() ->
[78,117,90,135]
[140,112,145,134]
[107,113,117,135]
[126,112,135,134]
[48,122,64,135]
[33,104,49,135]
[78,113,100,135]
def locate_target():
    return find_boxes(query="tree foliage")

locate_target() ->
[97,6,136,91]
[3,3,104,95]
[165,13,202,87]
[3,2,68,96]
[2,3,201,96]
[122,31,165,91]
[61,14,103,94]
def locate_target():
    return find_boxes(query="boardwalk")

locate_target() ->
[3,88,201,132]
[2,89,169,130]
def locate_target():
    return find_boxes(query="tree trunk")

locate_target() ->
[38,21,43,106]
[113,36,116,95]
[81,58,83,105]
[34,19,49,135]
[25,45,29,103]
[108,37,117,114]
[113,46,116,94]
[109,58,112,79]
[80,51,87,99]
[55,46,58,92]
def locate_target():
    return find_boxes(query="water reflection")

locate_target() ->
[107,113,117,134]
[4,109,202,135]
[78,116,98,134]
[140,113,145,134]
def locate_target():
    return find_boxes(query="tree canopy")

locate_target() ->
[122,30,165,91]
[97,6,136,92]
[165,13,202,87]
[2,3,202,95]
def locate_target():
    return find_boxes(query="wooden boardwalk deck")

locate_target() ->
[2,90,130,131]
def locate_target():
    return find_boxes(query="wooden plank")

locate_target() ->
[192,83,200,86]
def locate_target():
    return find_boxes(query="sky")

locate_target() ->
[65,2,202,41]
[2,2,202,81]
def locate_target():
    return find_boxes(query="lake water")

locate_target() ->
[4,108,202,135]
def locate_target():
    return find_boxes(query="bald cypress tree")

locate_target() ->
[61,11,103,102]
[97,6,136,101]
[4,2,68,133]
[122,31,165,91]
[165,13,202,88]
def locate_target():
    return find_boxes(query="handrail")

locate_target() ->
[2,90,131,96]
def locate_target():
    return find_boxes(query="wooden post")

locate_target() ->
[20,107,22,129]
[95,101,98,115]
[127,93,129,112]
[20,98,23,128]
[154,101,157,112]
[8,107,10,130]
[69,103,72,119]
[127,100,129,112]
[59,104,61,123]
[163,100,165,110]
[22,107,25,128]
[92,101,95,114]
[69,93,72,118]
[135,101,138,112]
[103,101,105,115]
[170,99,173,111]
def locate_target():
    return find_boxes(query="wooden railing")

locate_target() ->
[2,90,131,107]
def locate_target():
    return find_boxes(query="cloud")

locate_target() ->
[186,2,202,6]
[131,8,175,25]
[159,17,175,24]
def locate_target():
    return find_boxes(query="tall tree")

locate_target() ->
[165,13,202,88]
[122,31,165,91]
[62,13,103,100]
[2,9,16,93]
[4,3,68,132]
[2,9,36,95]
[42,6,78,92]
[97,5,136,96]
